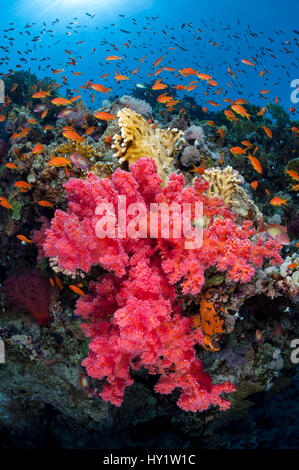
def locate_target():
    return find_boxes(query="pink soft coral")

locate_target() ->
[41,157,282,412]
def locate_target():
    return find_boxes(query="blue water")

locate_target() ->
[1,0,298,112]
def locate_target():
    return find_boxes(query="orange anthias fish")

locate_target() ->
[231,104,250,120]
[32,91,50,99]
[241,140,253,148]
[207,100,220,107]
[105,55,123,61]
[94,111,116,121]
[152,81,168,90]
[69,95,81,103]
[0,197,13,209]
[5,162,18,170]
[27,118,37,125]
[216,128,225,138]
[262,125,272,138]
[154,68,163,76]
[257,107,267,116]
[153,55,164,68]
[219,152,224,166]
[14,181,31,192]
[63,130,85,143]
[162,67,176,72]
[241,59,256,66]
[255,329,263,344]
[196,73,212,80]
[32,143,43,155]
[234,99,248,105]
[51,97,70,106]
[19,128,31,138]
[248,154,263,174]
[91,83,112,94]
[165,99,179,108]
[85,126,95,135]
[257,219,290,245]
[13,128,30,139]
[157,93,173,104]
[230,146,245,157]
[11,83,19,92]
[285,169,299,180]
[16,234,32,244]
[224,110,237,121]
[38,200,54,208]
[250,181,259,190]
[190,158,205,175]
[270,196,288,207]
[69,285,85,296]
[114,70,129,83]
[179,67,197,76]
[55,277,63,289]
[41,109,48,119]
[48,157,72,167]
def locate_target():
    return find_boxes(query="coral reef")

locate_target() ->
[111,108,184,183]
[0,65,298,447]
[39,157,283,412]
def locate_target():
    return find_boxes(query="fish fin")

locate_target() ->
[257,217,266,233]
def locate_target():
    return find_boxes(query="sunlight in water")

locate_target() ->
[16,0,153,19]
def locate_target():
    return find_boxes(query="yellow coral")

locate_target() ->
[54,141,99,159]
[111,108,184,184]
[201,166,243,206]
[201,166,263,221]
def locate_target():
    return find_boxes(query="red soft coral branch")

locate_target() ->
[41,157,282,412]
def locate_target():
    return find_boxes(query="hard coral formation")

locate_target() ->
[202,166,244,206]
[54,140,99,159]
[111,108,184,183]
[201,166,263,221]
[40,157,283,412]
